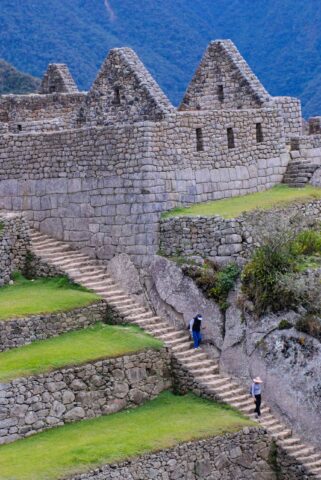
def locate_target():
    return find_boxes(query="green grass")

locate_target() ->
[0,391,254,480]
[162,185,321,219]
[0,276,99,320]
[0,323,163,382]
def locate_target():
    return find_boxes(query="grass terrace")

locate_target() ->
[0,391,254,480]
[0,275,99,320]
[162,185,321,219]
[0,323,163,382]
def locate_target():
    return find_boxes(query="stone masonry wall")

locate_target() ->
[69,428,292,480]
[0,107,288,267]
[160,200,321,259]
[0,93,85,133]
[0,212,30,285]
[0,348,171,444]
[0,302,107,352]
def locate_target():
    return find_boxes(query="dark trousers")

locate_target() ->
[192,331,202,348]
[254,394,261,416]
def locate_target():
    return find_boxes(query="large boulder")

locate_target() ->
[145,256,224,354]
[108,253,147,306]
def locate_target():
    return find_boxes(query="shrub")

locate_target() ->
[278,319,292,330]
[209,263,240,311]
[291,230,321,256]
[182,261,239,311]
[241,234,295,315]
[296,315,321,342]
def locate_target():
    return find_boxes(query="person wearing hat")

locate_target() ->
[251,377,263,418]
[190,314,203,349]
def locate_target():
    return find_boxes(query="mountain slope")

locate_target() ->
[0,0,320,116]
[0,60,40,95]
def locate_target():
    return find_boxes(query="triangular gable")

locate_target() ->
[82,48,174,125]
[180,40,271,111]
[39,64,79,94]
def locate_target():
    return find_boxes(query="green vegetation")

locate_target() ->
[0,391,253,480]
[0,323,162,382]
[183,260,239,311]
[162,186,321,219]
[0,275,99,320]
[0,59,40,95]
[242,228,321,316]
[278,319,293,330]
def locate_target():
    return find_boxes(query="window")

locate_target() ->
[227,128,235,149]
[49,85,56,93]
[114,87,121,105]
[17,124,22,132]
[217,85,224,103]
[256,123,263,143]
[196,128,204,151]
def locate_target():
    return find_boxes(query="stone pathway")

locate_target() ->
[30,229,321,478]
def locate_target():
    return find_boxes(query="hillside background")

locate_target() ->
[0,0,320,117]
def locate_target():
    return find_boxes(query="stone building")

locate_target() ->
[0,39,320,267]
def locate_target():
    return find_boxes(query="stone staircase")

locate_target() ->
[30,229,321,478]
[283,152,319,187]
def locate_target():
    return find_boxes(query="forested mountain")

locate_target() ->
[0,60,40,95]
[0,0,320,117]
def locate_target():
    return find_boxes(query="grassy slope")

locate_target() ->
[0,323,163,382]
[0,392,253,480]
[0,276,99,320]
[162,185,321,219]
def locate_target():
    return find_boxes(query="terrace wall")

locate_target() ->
[0,302,107,352]
[0,348,171,444]
[160,200,321,260]
[69,428,309,480]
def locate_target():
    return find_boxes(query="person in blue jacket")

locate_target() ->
[251,376,263,418]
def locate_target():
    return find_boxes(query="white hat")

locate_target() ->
[253,377,263,384]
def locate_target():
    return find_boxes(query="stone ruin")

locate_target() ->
[0,39,320,267]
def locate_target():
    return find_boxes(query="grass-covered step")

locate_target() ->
[162,185,321,219]
[0,323,163,382]
[0,391,254,480]
[0,275,100,320]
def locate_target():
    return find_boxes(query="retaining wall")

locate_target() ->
[69,428,308,480]
[0,302,107,352]
[160,200,321,260]
[0,348,171,444]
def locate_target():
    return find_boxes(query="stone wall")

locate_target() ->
[160,200,321,260]
[271,96,303,137]
[0,212,30,285]
[69,428,305,480]
[0,302,107,351]
[0,107,288,267]
[0,93,85,133]
[0,348,171,444]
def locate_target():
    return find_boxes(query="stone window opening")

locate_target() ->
[49,85,56,93]
[17,124,22,132]
[217,84,224,103]
[114,87,121,105]
[256,123,264,143]
[196,128,204,152]
[227,128,235,149]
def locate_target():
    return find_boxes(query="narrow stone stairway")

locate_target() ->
[283,152,319,187]
[30,229,321,478]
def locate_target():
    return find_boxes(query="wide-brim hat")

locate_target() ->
[253,377,263,383]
